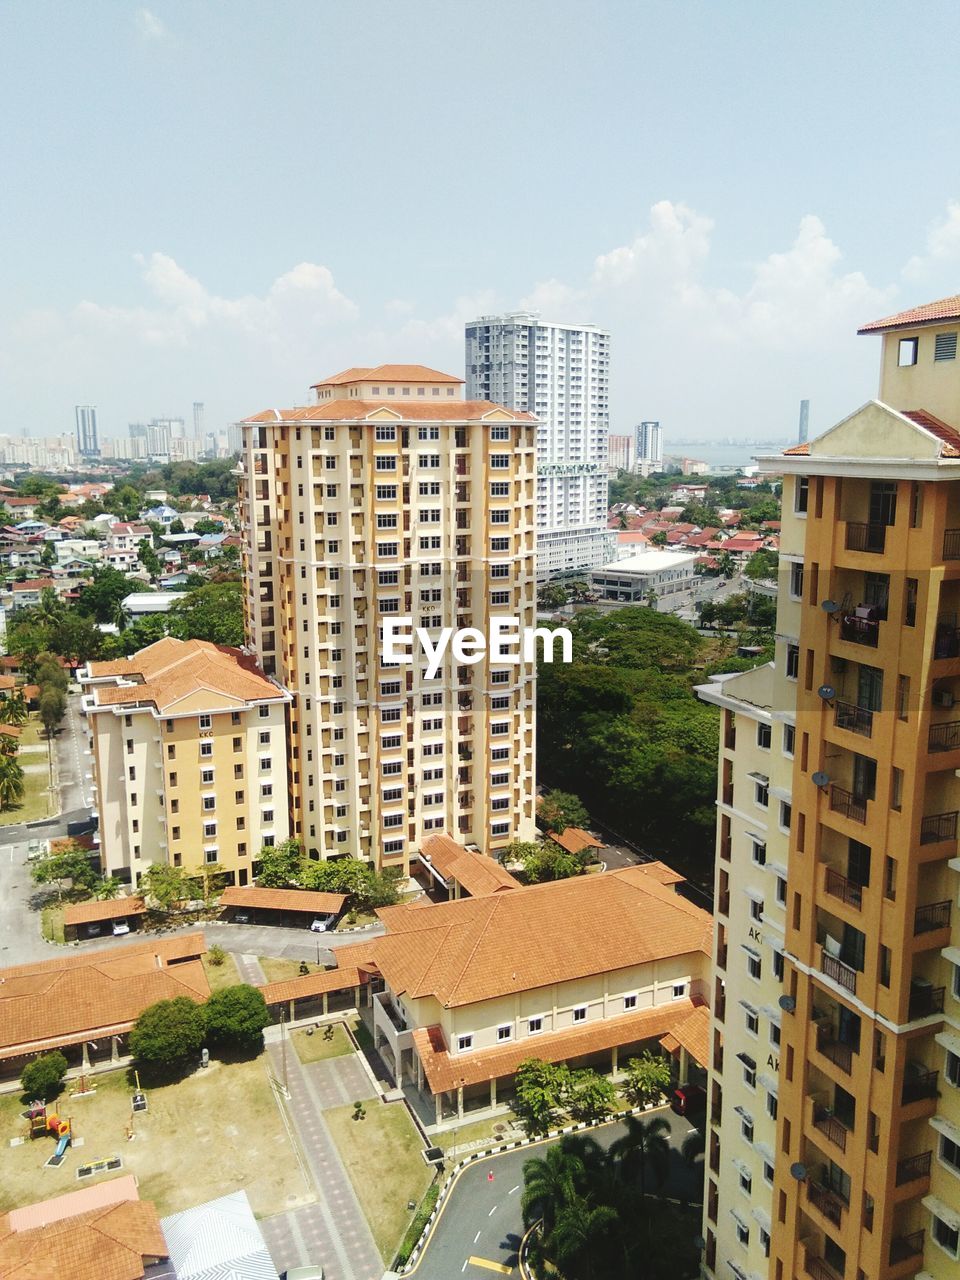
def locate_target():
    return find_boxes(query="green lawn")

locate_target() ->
[325,1099,432,1262]
[434,1112,520,1153]
[258,956,323,984]
[40,903,65,943]
[292,1022,353,1064]
[16,715,45,748]
[0,762,53,826]
[201,950,241,992]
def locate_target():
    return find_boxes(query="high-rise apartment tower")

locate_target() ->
[698,292,960,1280]
[75,405,99,457]
[238,364,538,874]
[465,312,611,578]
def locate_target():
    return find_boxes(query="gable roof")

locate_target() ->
[219,886,346,915]
[419,833,521,896]
[801,399,960,462]
[64,896,146,926]
[160,1190,278,1280]
[549,826,602,856]
[0,1199,167,1280]
[312,364,464,388]
[244,400,534,424]
[858,293,960,334]
[373,865,711,1008]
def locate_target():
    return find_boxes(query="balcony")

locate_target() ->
[833,701,873,737]
[838,613,880,647]
[933,625,960,659]
[901,1067,939,1104]
[807,1179,846,1228]
[929,720,960,752]
[894,1151,932,1186]
[944,529,960,560]
[829,785,867,824]
[805,1255,842,1280]
[821,948,858,994]
[908,985,945,1019]
[824,867,864,909]
[914,901,950,934]
[888,1231,924,1266]
[815,1028,854,1074]
[813,1105,850,1153]
[920,811,958,844]
[845,521,886,554]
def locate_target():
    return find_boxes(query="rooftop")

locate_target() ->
[857,292,960,334]
[63,896,147,926]
[373,866,711,1008]
[419,833,521,896]
[219,885,347,915]
[595,550,700,573]
[244,401,534,424]
[312,363,464,388]
[0,1196,166,1280]
[159,1190,278,1280]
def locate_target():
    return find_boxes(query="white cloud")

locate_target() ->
[135,7,168,41]
[903,201,960,283]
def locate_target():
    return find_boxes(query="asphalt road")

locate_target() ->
[0,839,51,964]
[409,1107,703,1280]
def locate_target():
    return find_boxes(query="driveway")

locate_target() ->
[409,1106,703,1280]
[0,839,54,965]
[55,692,90,814]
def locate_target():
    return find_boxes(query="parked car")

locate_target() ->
[233,911,251,924]
[87,923,102,937]
[310,914,335,932]
[112,921,130,936]
[670,1083,707,1117]
[281,1268,325,1280]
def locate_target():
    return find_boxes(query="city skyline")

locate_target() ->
[3,3,960,444]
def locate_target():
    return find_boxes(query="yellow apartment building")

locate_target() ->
[237,364,538,873]
[82,637,291,887]
[700,293,960,1280]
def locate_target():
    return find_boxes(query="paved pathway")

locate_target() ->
[263,1041,382,1280]
[233,951,267,985]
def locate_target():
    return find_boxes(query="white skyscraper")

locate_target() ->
[465,312,611,577]
[75,405,99,457]
[635,420,663,468]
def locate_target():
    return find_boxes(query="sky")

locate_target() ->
[2,0,960,445]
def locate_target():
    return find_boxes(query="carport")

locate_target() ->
[63,896,147,942]
[218,885,347,928]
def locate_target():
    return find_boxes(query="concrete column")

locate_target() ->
[289,999,295,1023]
[457,1086,464,1120]
[416,1055,423,1090]
[611,1045,619,1076]
[111,1037,119,1063]
[490,1078,497,1109]
[394,1047,402,1085]
[323,992,329,1015]
[435,1092,442,1126]
[679,1046,690,1081]
[81,1043,90,1068]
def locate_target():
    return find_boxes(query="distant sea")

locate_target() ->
[665,441,791,471]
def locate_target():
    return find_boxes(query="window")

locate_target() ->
[946,1051,960,1088]
[201,768,214,785]
[205,849,218,865]
[673,982,686,998]
[746,950,762,980]
[490,454,511,469]
[740,1115,754,1144]
[624,994,637,1010]
[528,1016,543,1034]
[375,455,397,472]
[491,821,510,836]
[789,561,804,599]
[375,484,397,501]
[258,704,270,719]
[199,713,211,730]
[383,813,403,828]
[571,1005,588,1025]
[786,643,800,679]
[766,1091,778,1121]
[735,1219,749,1247]
[754,779,769,807]
[200,742,213,758]
[933,1212,960,1259]
[780,801,792,831]
[374,424,396,441]
[776,875,787,906]
[490,509,510,524]
[490,425,510,440]
[497,1025,512,1042]
[757,722,771,749]
[745,1007,759,1035]
[457,1034,473,1052]
[783,723,795,756]
[752,839,766,866]
[935,332,958,362]
[739,1167,753,1193]
[203,795,215,811]
[794,476,809,513]
[898,336,919,366]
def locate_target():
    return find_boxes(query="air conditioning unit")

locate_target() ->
[933,690,955,709]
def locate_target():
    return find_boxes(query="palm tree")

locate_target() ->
[0,753,25,811]
[609,1114,671,1205]
[3,690,28,726]
[521,1143,584,1235]
[35,588,64,629]
[681,1127,705,1167]
[549,1197,618,1280]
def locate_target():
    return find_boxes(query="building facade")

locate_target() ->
[636,419,663,470]
[237,364,538,874]
[698,292,960,1280]
[75,405,99,458]
[82,638,291,887]
[608,433,635,473]
[464,312,611,577]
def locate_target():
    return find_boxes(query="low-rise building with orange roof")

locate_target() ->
[0,1194,167,1280]
[81,638,291,890]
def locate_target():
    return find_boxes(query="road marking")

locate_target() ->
[474,1231,481,1243]
[467,1259,513,1275]
[509,1184,520,1194]
[461,1261,468,1273]
[488,1204,498,1216]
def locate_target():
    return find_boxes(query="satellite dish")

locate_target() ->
[820,600,840,614]
[817,685,836,701]
[812,771,830,789]
[790,1162,808,1182]
[779,995,797,1012]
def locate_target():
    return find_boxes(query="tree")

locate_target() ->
[130,996,207,1066]
[3,690,28,725]
[538,789,589,833]
[21,1050,68,1101]
[204,984,269,1048]
[743,548,779,581]
[622,1051,672,1108]
[521,1142,584,1234]
[170,581,243,647]
[609,1115,671,1205]
[567,1069,617,1123]
[519,840,586,884]
[137,538,162,578]
[141,861,189,913]
[35,652,68,692]
[39,686,66,738]
[168,517,185,534]
[538,582,568,610]
[40,540,56,568]
[193,517,223,535]
[549,1198,619,1280]
[76,566,139,623]
[31,842,98,899]
[94,875,122,900]
[256,838,303,888]
[0,753,25,810]
[515,1058,571,1136]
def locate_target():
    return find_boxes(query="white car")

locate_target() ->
[112,921,130,936]
[310,915,335,933]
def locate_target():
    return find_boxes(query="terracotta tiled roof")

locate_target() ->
[373,865,711,1009]
[549,827,603,856]
[0,935,208,1060]
[0,675,16,691]
[329,939,382,972]
[11,578,54,591]
[64,897,146,926]
[0,1199,166,1280]
[420,833,521,896]
[259,966,363,1007]
[857,294,960,334]
[782,442,809,455]
[901,409,960,457]
[412,998,702,1092]
[636,860,686,885]
[6,1176,140,1231]
[86,638,283,714]
[244,401,535,424]
[662,1003,711,1068]
[0,723,20,738]
[312,364,464,388]
[219,886,346,915]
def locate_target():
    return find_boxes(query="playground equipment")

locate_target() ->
[25,1102,72,1164]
